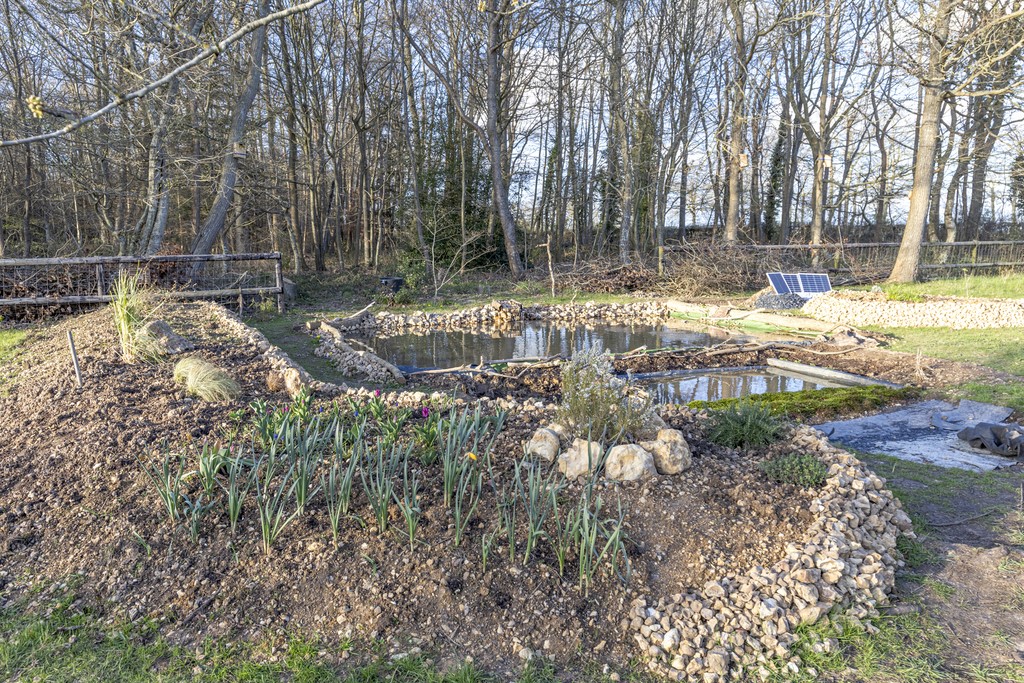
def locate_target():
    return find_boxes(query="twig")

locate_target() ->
[929,509,995,527]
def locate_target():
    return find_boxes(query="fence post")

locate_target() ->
[96,264,105,296]
[274,253,285,313]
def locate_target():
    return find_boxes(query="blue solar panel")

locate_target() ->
[767,271,832,298]
[798,273,832,295]
[767,272,790,294]
[782,273,802,294]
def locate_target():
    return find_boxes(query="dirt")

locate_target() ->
[0,303,817,677]
[885,476,1024,673]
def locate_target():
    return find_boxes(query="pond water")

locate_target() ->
[349,320,743,371]
[640,367,843,404]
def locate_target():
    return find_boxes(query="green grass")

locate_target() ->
[0,588,503,683]
[856,273,1024,300]
[858,452,1019,513]
[0,329,28,365]
[875,327,1024,376]
[774,611,1024,683]
[250,315,356,384]
[688,385,922,421]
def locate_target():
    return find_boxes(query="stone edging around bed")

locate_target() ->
[803,290,1024,329]
[628,424,912,682]
[324,300,671,338]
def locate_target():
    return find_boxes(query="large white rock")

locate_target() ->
[525,428,560,462]
[640,428,692,475]
[604,444,657,481]
[558,438,604,480]
[634,411,668,441]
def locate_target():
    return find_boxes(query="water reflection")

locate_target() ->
[642,368,841,404]
[349,321,737,371]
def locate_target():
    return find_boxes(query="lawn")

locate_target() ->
[863,273,1024,300]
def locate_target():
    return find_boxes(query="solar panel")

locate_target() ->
[797,273,832,296]
[766,271,832,299]
[767,272,790,295]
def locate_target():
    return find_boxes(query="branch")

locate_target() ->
[0,0,327,148]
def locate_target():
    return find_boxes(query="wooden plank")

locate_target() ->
[766,358,903,388]
[0,286,282,307]
[0,252,281,268]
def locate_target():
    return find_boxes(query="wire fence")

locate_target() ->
[0,252,283,318]
[668,241,1024,283]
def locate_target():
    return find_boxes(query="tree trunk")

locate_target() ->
[190,0,271,269]
[486,0,524,278]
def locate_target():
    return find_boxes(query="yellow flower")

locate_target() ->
[466,452,477,461]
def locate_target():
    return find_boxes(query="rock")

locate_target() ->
[797,603,829,626]
[604,444,657,481]
[558,439,604,480]
[640,429,692,475]
[526,428,560,463]
[138,320,194,355]
[283,368,309,398]
[662,628,681,652]
[706,650,730,675]
[635,412,668,441]
[547,422,570,445]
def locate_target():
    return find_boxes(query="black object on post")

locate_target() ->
[379,277,405,294]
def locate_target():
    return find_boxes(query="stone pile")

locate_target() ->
[315,299,670,340]
[524,300,670,324]
[526,416,693,482]
[314,322,407,385]
[360,299,526,336]
[803,290,1024,329]
[627,424,913,681]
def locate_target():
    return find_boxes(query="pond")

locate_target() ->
[349,320,748,371]
[639,367,844,404]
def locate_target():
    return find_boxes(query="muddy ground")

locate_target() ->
[0,303,820,678]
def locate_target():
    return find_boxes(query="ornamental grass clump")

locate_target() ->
[557,347,651,441]
[110,270,156,363]
[761,452,828,488]
[707,399,783,448]
[173,356,241,402]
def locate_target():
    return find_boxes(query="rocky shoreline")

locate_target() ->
[629,424,911,682]
[319,299,670,338]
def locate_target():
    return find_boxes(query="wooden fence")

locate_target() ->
[0,252,284,313]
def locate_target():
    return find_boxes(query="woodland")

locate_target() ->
[1,0,1023,282]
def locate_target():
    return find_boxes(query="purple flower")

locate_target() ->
[374,389,382,398]
[421,407,430,418]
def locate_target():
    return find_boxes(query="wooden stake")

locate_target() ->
[67,330,83,388]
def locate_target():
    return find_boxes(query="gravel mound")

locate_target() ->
[753,292,807,310]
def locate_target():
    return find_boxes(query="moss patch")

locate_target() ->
[688,385,922,421]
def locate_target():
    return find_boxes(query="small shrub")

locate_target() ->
[173,357,241,402]
[557,347,651,441]
[707,400,782,448]
[761,453,828,488]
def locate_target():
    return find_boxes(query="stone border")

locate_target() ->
[205,302,348,396]
[629,424,912,682]
[320,300,671,338]
[803,290,1024,329]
